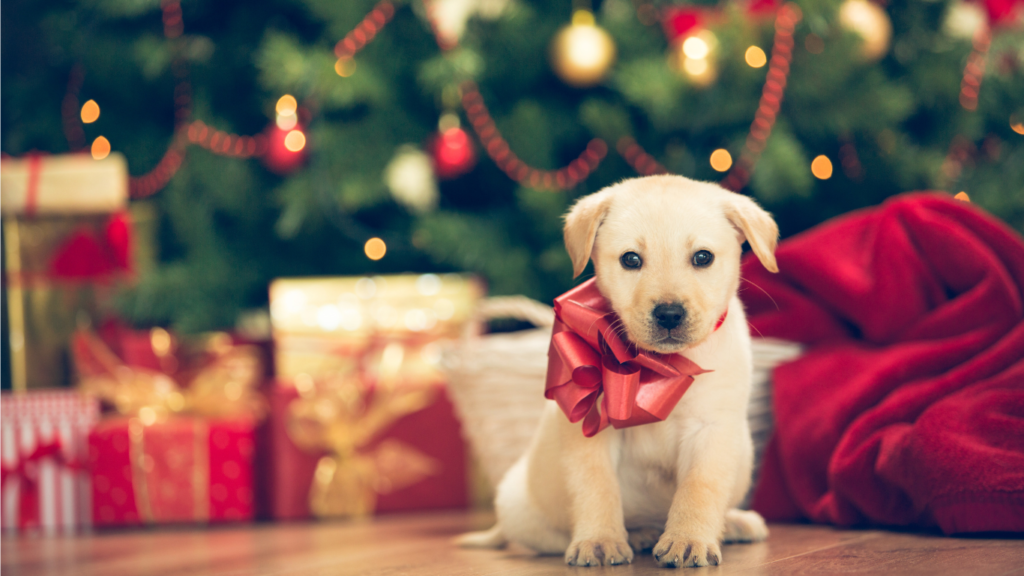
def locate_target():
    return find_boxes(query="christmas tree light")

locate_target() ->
[80,100,100,124]
[91,136,111,160]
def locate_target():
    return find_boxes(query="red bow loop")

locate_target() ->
[544,279,712,437]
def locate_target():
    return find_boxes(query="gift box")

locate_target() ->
[263,379,468,519]
[72,328,266,527]
[1,153,131,392]
[88,416,256,526]
[0,153,128,216]
[262,274,483,520]
[1,390,100,533]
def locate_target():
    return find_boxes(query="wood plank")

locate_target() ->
[3,513,1022,576]
[757,529,1024,576]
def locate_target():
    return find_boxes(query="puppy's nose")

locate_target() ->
[653,303,686,330]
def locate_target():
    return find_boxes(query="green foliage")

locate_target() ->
[750,124,813,202]
[2,0,1022,334]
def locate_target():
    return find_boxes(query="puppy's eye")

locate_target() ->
[620,252,643,270]
[692,250,714,268]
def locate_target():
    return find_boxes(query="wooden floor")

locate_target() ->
[3,512,1022,576]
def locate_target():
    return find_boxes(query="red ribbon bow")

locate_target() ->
[544,279,713,438]
[0,440,78,530]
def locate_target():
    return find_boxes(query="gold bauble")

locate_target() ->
[549,11,617,88]
[839,0,892,61]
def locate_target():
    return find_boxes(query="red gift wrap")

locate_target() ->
[1,390,99,533]
[89,417,256,527]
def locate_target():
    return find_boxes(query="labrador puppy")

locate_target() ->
[459,175,778,568]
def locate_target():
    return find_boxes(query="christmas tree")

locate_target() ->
[2,0,1022,334]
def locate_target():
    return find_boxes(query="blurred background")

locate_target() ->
[2,0,1023,374]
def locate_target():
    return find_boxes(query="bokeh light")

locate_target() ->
[91,136,111,160]
[364,237,386,260]
[335,57,356,77]
[682,36,710,60]
[283,130,306,152]
[276,95,297,115]
[745,46,767,68]
[710,149,733,172]
[811,155,833,179]
[81,100,100,123]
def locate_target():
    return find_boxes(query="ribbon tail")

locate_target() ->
[601,356,640,423]
[18,472,40,530]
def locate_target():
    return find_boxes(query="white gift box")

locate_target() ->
[1,390,99,533]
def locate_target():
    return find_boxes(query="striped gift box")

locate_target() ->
[1,390,99,533]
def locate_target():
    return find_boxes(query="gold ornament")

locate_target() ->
[667,29,719,88]
[839,0,892,62]
[549,10,617,88]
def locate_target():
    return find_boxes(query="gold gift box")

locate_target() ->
[269,274,484,380]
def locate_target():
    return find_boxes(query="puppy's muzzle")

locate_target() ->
[652,303,687,330]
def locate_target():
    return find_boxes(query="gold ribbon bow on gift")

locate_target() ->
[73,329,265,423]
[72,329,265,525]
[286,342,442,519]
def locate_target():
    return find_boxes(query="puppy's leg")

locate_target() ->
[562,427,633,567]
[493,456,570,554]
[723,508,768,543]
[653,422,743,568]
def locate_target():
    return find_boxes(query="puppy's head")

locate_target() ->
[564,175,778,353]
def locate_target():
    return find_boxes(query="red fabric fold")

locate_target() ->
[743,192,1024,534]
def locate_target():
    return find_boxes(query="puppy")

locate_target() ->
[458,175,779,568]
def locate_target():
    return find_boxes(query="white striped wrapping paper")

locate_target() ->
[1,390,99,533]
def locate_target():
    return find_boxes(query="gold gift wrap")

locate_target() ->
[286,376,442,518]
[73,330,266,423]
[269,274,484,380]
[3,216,129,391]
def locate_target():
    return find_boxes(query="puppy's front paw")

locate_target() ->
[723,509,769,543]
[652,534,721,568]
[565,537,634,567]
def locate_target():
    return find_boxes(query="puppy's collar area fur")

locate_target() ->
[545,279,712,437]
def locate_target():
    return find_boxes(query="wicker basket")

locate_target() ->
[441,296,802,491]
[441,297,555,487]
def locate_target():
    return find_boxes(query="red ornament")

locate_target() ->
[746,0,782,18]
[261,123,308,175]
[428,127,476,179]
[982,0,1024,25]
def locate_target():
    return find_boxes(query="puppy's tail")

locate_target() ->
[454,524,508,549]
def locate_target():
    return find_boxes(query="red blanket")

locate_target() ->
[743,193,1024,534]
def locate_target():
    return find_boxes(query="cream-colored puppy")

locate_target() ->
[459,175,778,568]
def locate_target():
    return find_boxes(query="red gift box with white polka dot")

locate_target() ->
[89,416,256,527]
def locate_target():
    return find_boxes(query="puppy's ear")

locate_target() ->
[724,193,779,273]
[563,190,613,278]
